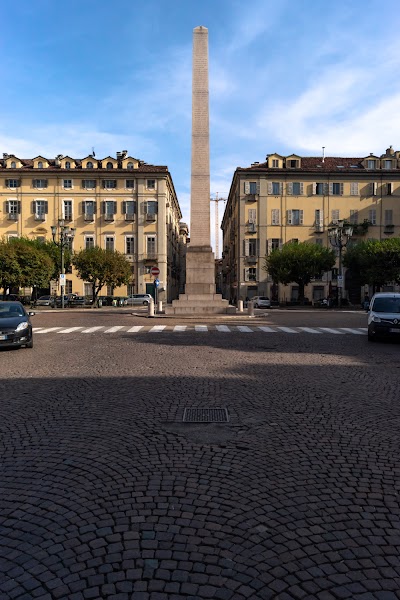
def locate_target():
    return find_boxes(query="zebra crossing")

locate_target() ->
[33,325,368,336]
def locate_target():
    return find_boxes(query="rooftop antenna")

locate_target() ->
[322,146,325,163]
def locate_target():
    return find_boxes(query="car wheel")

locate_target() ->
[143,301,149,305]
[25,339,33,348]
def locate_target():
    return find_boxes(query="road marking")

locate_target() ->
[318,327,344,334]
[278,327,298,333]
[35,327,62,334]
[174,325,187,331]
[237,326,253,332]
[81,326,104,333]
[216,325,230,332]
[149,325,166,332]
[104,326,125,333]
[258,326,277,332]
[298,327,322,334]
[195,325,208,331]
[358,328,368,332]
[127,326,144,333]
[339,327,365,335]
[57,327,83,334]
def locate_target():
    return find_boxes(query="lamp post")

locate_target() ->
[51,219,75,309]
[328,220,353,308]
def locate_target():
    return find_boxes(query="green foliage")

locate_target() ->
[343,238,400,288]
[8,238,54,289]
[29,238,72,279]
[72,247,132,302]
[264,242,336,302]
[0,240,22,297]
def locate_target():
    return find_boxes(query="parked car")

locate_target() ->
[0,301,34,349]
[36,295,54,307]
[252,296,271,308]
[126,293,153,306]
[3,294,20,302]
[367,292,400,341]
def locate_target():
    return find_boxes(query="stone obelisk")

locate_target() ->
[167,26,230,314]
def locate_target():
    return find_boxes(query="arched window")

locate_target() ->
[65,161,71,169]
[10,161,16,168]
[127,162,134,170]
[38,161,43,169]
[86,161,93,169]
[106,162,113,170]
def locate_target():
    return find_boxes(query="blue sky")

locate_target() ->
[1,0,400,253]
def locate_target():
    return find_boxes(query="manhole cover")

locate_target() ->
[183,408,229,423]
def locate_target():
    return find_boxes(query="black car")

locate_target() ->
[0,301,34,349]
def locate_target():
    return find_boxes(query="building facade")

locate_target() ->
[221,147,400,305]
[0,151,187,301]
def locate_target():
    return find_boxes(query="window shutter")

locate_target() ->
[81,180,86,189]
[300,210,304,225]
[244,239,249,256]
[244,181,250,194]
[133,201,137,214]
[287,182,293,195]
[287,210,292,225]
[93,202,97,213]
[267,182,273,195]
[323,183,329,195]
[266,239,271,254]
[113,201,117,214]
[312,182,317,195]
[102,201,106,214]
[248,209,256,223]
[256,182,260,194]
[32,179,36,188]
[32,201,36,214]
[350,182,359,195]
[81,201,85,214]
[142,201,147,214]
[102,181,106,189]
[17,201,21,214]
[5,179,9,187]
[44,201,48,214]
[329,183,333,195]
[122,201,126,214]
[256,238,260,255]
[279,182,283,194]
[370,182,376,196]
[244,268,249,282]
[44,180,48,189]
[6,200,10,213]
[368,209,376,224]
[279,240,283,250]
[340,183,344,195]
[299,183,304,195]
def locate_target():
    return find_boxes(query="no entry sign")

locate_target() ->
[150,266,160,277]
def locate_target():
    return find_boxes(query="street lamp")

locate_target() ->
[51,219,75,309]
[328,220,353,308]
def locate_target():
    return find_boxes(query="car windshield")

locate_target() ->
[258,297,269,300]
[0,304,25,317]
[372,297,400,313]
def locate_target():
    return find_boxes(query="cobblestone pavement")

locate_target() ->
[1,312,400,599]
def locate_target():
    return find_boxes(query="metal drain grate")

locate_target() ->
[183,407,230,423]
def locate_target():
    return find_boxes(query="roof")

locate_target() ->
[242,156,366,172]
[0,157,169,172]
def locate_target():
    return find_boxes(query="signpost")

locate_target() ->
[150,267,160,311]
[150,266,160,277]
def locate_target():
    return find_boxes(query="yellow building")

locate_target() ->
[0,151,188,302]
[221,147,400,305]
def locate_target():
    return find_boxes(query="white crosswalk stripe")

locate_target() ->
[318,327,345,334]
[57,327,83,334]
[278,327,298,333]
[298,327,322,334]
[127,326,144,333]
[149,325,166,332]
[237,326,253,332]
[174,325,187,331]
[216,325,230,332]
[104,326,125,333]
[81,326,104,333]
[195,325,208,331]
[34,327,63,334]
[258,326,277,332]
[339,327,365,335]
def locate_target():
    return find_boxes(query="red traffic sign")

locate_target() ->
[150,266,160,277]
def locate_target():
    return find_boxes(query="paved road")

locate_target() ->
[1,310,399,599]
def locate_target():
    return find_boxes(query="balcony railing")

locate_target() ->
[84,213,95,221]
[245,193,258,202]
[35,214,46,221]
[140,253,158,261]
[8,213,19,220]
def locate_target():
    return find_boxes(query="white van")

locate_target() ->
[367,292,400,341]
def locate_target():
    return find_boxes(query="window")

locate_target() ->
[147,179,156,190]
[287,209,303,225]
[272,182,280,195]
[123,200,136,220]
[384,160,392,170]
[368,209,376,225]
[271,208,280,225]
[314,182,327,195]
[33,179,48,188]
[106,162,113,170]
[313,286,325,300]
[271,239,281,251]
[387,183,393,195]
[105,236,115,251]
[127,162,134,170]
[84,283,92,297]
[271,159,279,168]
[350,210,358,224]
[34,200,48,220]
[83,179,96,189]
[288,159,299,168]
[248,239,257,256]
[65,161,71,169]
[7,200,20,219]
[38,161,43,169]
[315,209,323,227]
[330,182,343,195]
[146,236,156,254]
[65,280,72,294]
[144,200,158,218]
[85,236,94,249]
[6,179,20,188]
[86,161,93,169]
[63,200,73,221]
[125,179,135,189]
[249,182,257,194]
[125,236,135,254]
[292,182,303,195]
[63,179,72,189]
[248,208,256,223]
[350,182,359,196]
[370,182,377,196]
[103,179,117,189]
[331,209,340,223]
[384,210,393,226]
[245,268,257,281]
[10,161,16,168]
[103,200,116,220]
[367,159,376,169]
[84,200,96,221]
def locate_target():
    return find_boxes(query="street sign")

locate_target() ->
[59,274,66,287]
[154,278,160,288]
[337,275,344,288]
[150,266,160,277]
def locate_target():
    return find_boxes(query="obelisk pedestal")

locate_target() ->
[166,26,232,314]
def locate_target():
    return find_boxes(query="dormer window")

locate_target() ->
[106,162,113,170]
[86,161,93,169]
[38,161,43,169]
[367,159,376,169]
[384,159,393,170]
[271,159,279,168]
[10,161,16,168]
[288,159,299,168]
[127,162,134,170]
[65,161,71,169]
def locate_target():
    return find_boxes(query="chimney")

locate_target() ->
[322,147,325,163]
[3,153,8,159]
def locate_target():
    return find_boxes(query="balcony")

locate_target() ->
[124,214,136,222]
[246,222,257,233]
[141,253,158,261]
[104,214,115,221]
[84,213,95,222]
[35,214,46,221]
[314,224,324,233]
[145,213,157,222]
[244,255,257,263]
[8,213,19,220]
[384,224,395,234]
[245,193,258,202]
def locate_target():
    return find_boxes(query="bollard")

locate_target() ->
[247,300,255,317]
[158,300,163,313]
[148,297,155,318]
[237,300,244,313]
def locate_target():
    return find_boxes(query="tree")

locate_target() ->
[72,247,132,305]
[29,238,72,280]
[264,242,336,304]
[343,238,400,291]
[0,240,22,298]
[9,238,54,292]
